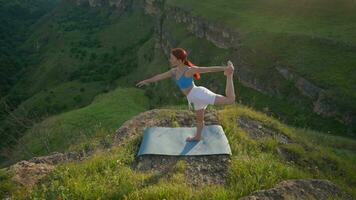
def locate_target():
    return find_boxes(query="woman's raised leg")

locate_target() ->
[214,61,236,105]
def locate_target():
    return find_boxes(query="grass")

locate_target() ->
[166,0,356,44]
[0,168,17,199]
[6,104,353,199]
[8,87,149,164]
[219,104,356,197]
[9,81,107,119]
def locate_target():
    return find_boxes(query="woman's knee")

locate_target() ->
[196,119,205,126]
[227,95,236,104]
[214,95,235,105]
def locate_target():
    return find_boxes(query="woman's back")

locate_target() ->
[172,66,194,90]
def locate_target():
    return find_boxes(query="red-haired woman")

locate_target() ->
[136,47,235,142]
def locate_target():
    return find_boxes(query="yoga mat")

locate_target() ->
[137,125,232,156]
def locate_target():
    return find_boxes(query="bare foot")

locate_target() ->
[186,135,202,142]
[224,60,235,76]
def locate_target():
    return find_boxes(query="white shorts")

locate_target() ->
[186,86,217,110]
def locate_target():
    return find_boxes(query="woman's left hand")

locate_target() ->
[136,80,149,87]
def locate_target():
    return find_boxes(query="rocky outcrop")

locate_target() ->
[4,151,86,189]
[240,179,353,200]
[143,0,163,15]
[238,116,292,144]
[164,6,240,49]
[8,161,55,189]
[143,1,240,49]
[276,67,321,100]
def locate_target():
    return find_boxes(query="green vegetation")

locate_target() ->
[0,169,16,199]
[236,83,348,135]
[9,104,353,199]
[0,1,154,165]
[6,87,149,164]
[0,0,57,97]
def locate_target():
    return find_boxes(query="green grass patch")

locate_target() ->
[6,104,354,198]
[9,87,149,163]
[220,104,356,197]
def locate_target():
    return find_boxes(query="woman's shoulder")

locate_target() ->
[171,67,177,75]
[185,66,198,77]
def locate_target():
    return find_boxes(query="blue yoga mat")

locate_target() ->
[137,125,232,156]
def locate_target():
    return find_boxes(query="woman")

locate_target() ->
[136,48,235,142]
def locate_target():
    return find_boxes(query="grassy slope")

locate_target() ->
[10,81,107,120]
[165,0,356,112]
[8,87,149,164]
[5,104,353,199]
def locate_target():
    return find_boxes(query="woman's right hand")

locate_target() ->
[136,80,150,87]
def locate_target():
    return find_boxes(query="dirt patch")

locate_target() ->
[237,116,292,144]
[7,161,55,189]
[240,179,353,200]
[132,154,231,187]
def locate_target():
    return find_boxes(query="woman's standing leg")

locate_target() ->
[186,108,205,141]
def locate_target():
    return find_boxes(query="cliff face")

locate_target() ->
[70,0,355,131]
[72,0,130,8]
[276,66,355,127]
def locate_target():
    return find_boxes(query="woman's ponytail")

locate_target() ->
[171,47,201,80]
[184,59,201,80]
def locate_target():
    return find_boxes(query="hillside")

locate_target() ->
[1,105,355,199]
[0,0,158,164]
[0,0,58,98]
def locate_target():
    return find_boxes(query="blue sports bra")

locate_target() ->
[172,66,194,89]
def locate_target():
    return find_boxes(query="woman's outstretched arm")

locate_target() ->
[186,60,234,76]
[136,69,174,87]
